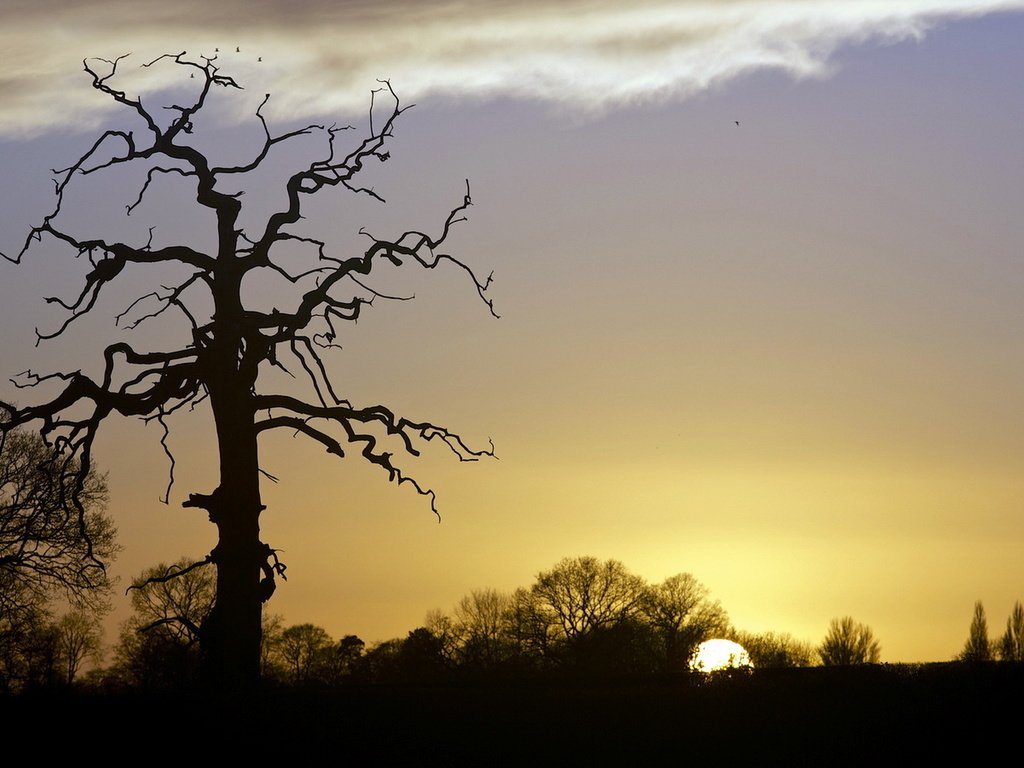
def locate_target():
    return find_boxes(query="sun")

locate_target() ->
[690,639,752,672]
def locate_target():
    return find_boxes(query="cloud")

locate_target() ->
[1,0,1022,136]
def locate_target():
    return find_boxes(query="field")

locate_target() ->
[5,664,1020,761]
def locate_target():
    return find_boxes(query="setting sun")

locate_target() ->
[690,639,753,673]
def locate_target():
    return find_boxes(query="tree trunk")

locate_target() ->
[199,382,264,687]
[198,263,265,688]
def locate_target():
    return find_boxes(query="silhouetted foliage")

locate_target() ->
[114,558,215,687]
[0,428,117,617]
[0,53,494,687]
[398,627,449,681]
[260,612,285,677]
[408,558,737,678]
[998,601,1024,662]
[273,623,334,684]
[360,638,405,682]
[641,573,729,671]
[333,634,366,682]
[733,630,815,668]
[533,557,644,632]
[818,617,880,665]
[54,608,103,684]
[960,600,992,663]
[0,601,58,692]
[452,588,511,669]
[499,587,556,668]
[0,603,104,692]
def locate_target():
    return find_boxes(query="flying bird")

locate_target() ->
[236,46,241,53]
[734,120,740,126]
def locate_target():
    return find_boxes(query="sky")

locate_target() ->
[2,1,1023,663]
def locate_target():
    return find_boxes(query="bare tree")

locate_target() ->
[273,623,334,684]
[125,557,216,644]
[0,428,117,616]
[450,588,508,666]
[55,608,103,684]
[818,616,880,665]
[0,53,494,686]
[732,630,815,668]
[640,573,729,670]
[114,557,215,686]
[532,556,647,640]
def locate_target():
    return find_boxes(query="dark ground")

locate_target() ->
[5,664,1020,762]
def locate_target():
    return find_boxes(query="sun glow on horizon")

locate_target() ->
[691,639,753,673]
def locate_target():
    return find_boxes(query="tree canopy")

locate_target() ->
[818,616,880,665]
[0,427,117,617]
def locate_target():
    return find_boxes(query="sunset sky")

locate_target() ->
[2,1,1023,662]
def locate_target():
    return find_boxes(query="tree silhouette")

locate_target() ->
[532,556,647,641]
[54,608,103,685]
[0,428,116,616]
[818,616,880,665]
[960,600,992,663]
[640,572,729,671]
[0,53,494,686]
[732,630,815,668]
[273,623,333,684]
[998,601,1024,662]
[114,557,215,686]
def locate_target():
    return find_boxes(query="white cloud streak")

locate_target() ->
[1,0,1021,136]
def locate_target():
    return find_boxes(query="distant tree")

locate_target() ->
[54,608,103,684]
[259,612,285,678]
[359,638,404,682]
[640,573,729,671]
[334,634,366,681]
[818,617,880,665]
[114,558,215,686]
[998,601,1024,662]
[959,601,992,663]
[499,587,555,666]
[398,627,449,680]
[532,557,647,641]
[733,630,815,668]
[275,623,334,684]
[452,588,510,668]
[0,428,117,616]
[126,558,215,643]
[424,608,462,666]
[0,600,58,692]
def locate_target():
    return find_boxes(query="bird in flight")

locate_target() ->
[734,120,740,126]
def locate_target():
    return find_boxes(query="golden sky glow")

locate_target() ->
[1,2,1023,663]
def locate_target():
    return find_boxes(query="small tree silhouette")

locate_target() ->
[818,616,880,665]
[960,600,992,662]
[0,53,495,686]
[998,601,1024,662]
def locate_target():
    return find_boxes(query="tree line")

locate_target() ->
[6,426,1019,692]
[99,555,895,688]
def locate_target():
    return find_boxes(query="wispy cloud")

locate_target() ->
[2,0,1021,136]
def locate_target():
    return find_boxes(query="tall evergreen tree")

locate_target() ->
[999,601,1024,662]
[959,600,991,662]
